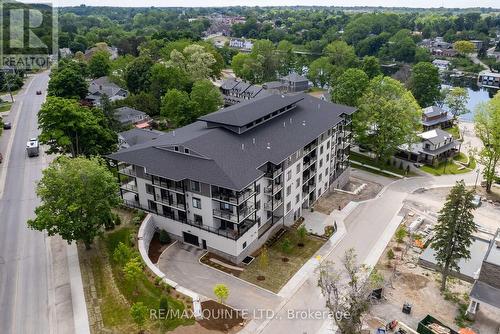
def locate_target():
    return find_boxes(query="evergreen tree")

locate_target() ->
[431,180,476,291]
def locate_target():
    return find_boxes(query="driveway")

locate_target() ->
[157,243,282,312]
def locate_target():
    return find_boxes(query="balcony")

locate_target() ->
[303,170,316,183]
[264,198,283,211]
[118,165,136,176]
[156,197,186,211]
[264,168,283,179]
[212,188,255,205]
[264,183,283,196]
[120,180,137,192]
[213,208,237,223]
[152,178,185,194]
[303,156,317,170]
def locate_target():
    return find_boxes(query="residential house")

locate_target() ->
[59,48,73,58]
[467,229,500,321]
[397,128,460,166]
[470,40,484,50]
[421,106,454,131]
[86,76,128,106]
[478,71,500,89]
[280,72,310,93]
[114,106,150,128]
[432,59,451,71]
[229,38,253,51]
[108,94,355,264]
[220,79,270,106]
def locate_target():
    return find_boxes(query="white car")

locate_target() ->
[471,195,482,207]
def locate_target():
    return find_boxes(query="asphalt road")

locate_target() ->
[0,72,55,334]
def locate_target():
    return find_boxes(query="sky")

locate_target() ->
[35,0,500,8]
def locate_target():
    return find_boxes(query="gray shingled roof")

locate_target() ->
[423,106,447,118]
[109,94,355,190]
[114,107,148,125]
[470,281,500,308]
[119,128,164,147]
[199,94,305,127]
[282,72,308,83]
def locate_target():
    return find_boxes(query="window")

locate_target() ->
[319,159,323,168]
[148,200,157,212]
[146,184,154,195]
[192,197,201,209]
[256,184,261,193]
[174,146,179,151]
[296,164,301,173]
[295,194,300,204]
[194,214,203,225]
[326,153,329,161]
[325,167,329,176]
[256,200,261,211]
[319,173,322,182]
[286,185,291,196]
[286,202,291,212]
[295,178,300,189]
[191,181,200,192]
[243,241,247,249]
[221,202,231,211]
[287,170,292,181]
[327,141,330,149]
[320,146,324,154]
[184,148,190,154]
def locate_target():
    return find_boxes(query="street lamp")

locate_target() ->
[474,168,480,190]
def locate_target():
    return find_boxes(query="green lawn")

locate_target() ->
[445,125,460,139]
[420,156,476,176]
[81,223,194,333]
[350,152,412,176]
[239,229,325,293]
[0,102,12,113]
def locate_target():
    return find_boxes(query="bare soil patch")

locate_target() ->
[148,232,170,264]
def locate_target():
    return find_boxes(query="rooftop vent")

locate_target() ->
[266,142,271,150]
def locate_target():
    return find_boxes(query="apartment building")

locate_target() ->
[109,93,355,263]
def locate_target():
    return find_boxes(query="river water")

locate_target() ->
[442,76,498,122]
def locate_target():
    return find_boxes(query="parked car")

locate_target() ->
[471,195,482,207]
[36,90,42,95]
[3,122,12,129]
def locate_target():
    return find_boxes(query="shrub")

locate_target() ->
[395,227,407,244]
[132,216,142,225]
[159,230,170,245]
[130,302,148,330]
[297,226,307,243]
[113,242,133,266]
[387,248,395,260]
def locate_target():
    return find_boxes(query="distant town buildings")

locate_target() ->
[84,45,119,61]
[229,38,254,50]
[420,37,458,57]
[204,14,246,37]
[432,59,451,71]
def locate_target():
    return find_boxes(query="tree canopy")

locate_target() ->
[409,62,441,108]
[27,156,121,249]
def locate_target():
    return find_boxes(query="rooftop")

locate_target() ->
[281,72,308,83]
[418,128,453,146]
[114,106,148,124]
[109,94,355,190]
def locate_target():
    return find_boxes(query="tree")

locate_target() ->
[130,302,148,332]
[124,257,143,291]
[168,44,216,81]
[318,249,382,334]
[409,62,441,108]
[395,227,407,244]
[277,40,296,76]
[281,238,293,254]
[474,92,500,192]
[159,297,169,313]
[124,56,154,94]
[251,39,278,82]
[149,63,191,101]
[27,157,121,249]
[330,68,369,107]
[48,66,88,99]
[307,57,335,88]
[444,87,469,118]
[361,56,381,79]
[161,89,192,127]
[324,40,358,69]
[297,225,307,245]
[88,50,111,78]
[38,97,117,157]
[190,80,223,119]
[113,242,134,266]
[453,40,475,56]
[432,180,476,291]
[355,76,422,161]
[213,284,229,304]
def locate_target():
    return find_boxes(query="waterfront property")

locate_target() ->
[477,71,500,89]
[397,128,460,166]
[421,106,454,131]
[280,72,310,93]
[109,93,354,263]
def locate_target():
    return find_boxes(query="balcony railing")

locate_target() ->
[213,208,237,222]
[118,165,136,176]
[120,181,137,192]
[212,189,255,205]
[123,199,256,240]
[156,197,186,211]
[264,199,283,211]
[303,143,317,156]
[264,168,283,179]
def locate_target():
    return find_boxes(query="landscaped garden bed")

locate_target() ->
[238,228,325,293]
[78,209,195,333]
[148,230,172,264]
[420,154,476,176]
